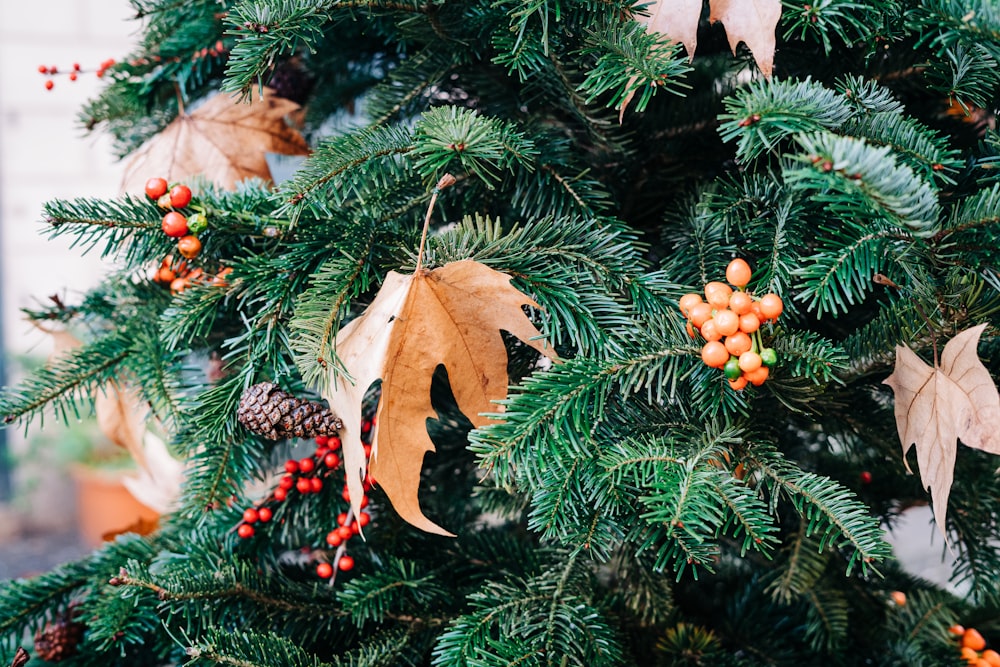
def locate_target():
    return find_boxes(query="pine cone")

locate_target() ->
[237,382,343,440]
[34,610,85,662]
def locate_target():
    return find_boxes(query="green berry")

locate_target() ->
[187,213,209,234]
[724,356,742,380]
[760,348,777,367]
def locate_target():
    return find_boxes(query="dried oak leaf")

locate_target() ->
[322,259,558,535]
[883,324,1000,535]
[120,87,310,192]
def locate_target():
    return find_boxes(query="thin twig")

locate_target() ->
[874,273,939,365]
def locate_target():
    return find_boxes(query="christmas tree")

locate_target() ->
[4,0,1000,664]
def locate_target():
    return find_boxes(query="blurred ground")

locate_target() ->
[0,526,86,580]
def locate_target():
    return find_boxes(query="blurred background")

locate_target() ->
[0,1,135,575]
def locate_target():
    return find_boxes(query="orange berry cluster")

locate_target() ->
[679,258,784,391]
[144,177,207,261]
[152,256,231,295]
[950,625,1000,667]
[236,417,378,580]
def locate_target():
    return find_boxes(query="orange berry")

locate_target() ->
[728,376,748,391]
[738,312,760,334]
[744,365,770,386]
[700,318,723,342]
[156,267,176,283]
[726,258,752,287]
[890,591,907,606]
[689,302,713,328]
[951,625,968,636]
[976,659,993,667]
[738,351,763,373]
[964,628,987,652]
[724,331,752,356]
[961,647,981,663]
[704,281,733,309]
[713,309,740,337]
[759,293,784,320]
[686,321,696,339]
[170,277,189,294]
[701,341,729,368]
[177,234,202,259]
[982,649,1000,667]
[679,293,703,317]
[729,291,753,315]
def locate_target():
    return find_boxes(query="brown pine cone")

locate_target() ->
[34,610,85,662]
[237,382,343,440]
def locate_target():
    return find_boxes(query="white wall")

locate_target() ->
[0,1,137,529]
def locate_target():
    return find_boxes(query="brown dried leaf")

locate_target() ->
[95,380,148,470]
[120,87,310,192]
[623,0,779,119]
[708,0,782,78]
[322,260,558,535]
[883,324,1000,536]
[101,515,159,542]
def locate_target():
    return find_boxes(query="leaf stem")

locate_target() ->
[873,273,939,365]
[414,174,456,273]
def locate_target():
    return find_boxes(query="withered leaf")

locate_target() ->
[322,260,558,535]
[883,324,1000,536]
[120,87,310,192]
[623,0,780,118]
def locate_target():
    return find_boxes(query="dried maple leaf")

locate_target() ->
[883,324,1000,536]
[708,0,781,78]
[623,0,780,118]
[120,87,310,192]
[322,259,558,535]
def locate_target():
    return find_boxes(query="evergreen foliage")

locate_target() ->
[3,0,1000,664]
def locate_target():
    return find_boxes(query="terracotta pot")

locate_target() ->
[71,466,159,547]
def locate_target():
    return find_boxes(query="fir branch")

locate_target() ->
[786,132,942,238]
[0,331,133,428]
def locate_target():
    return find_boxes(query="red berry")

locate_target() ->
[359,495,369,509]
[38,65,48,74]
[257,507,273,522]
[310,477,323,493]
[279,475,294,490]
[860,471,873,485]
[361,419,372,434]
[161,212,189,237]
[315,436,329,447]
[49,66,57,74]
[44,80,54,90]
[73,62,81,71]
[328,436,342,449]
[363,444,372,458]
[337,512,348,526]
[68,72,78,82]
[335,525,353,541]
[169,184,192,208]
[326,531,342,547]
[324,452,340,468]
[342,488,351,502]
[350,522,361,535]
[316,562,334,578]
[284,460,299,474]
[299,457,316,473]
[242,508,259,524]
[358,512,371,527]
[296,478,312,494]
[273,487,287,501]
[338,555,355,571]
[237,523,255,538]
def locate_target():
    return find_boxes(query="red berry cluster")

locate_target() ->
[679,258,784,391]
[236,417,377,579]
[38,59,116,90]
[144,177,209,263]
[152,255,231,295]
